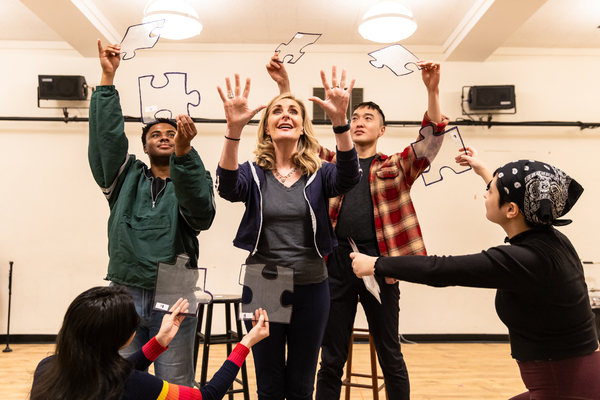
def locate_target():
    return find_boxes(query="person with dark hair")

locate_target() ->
[267,54,448,399]
[215,63,360,400]
[351,147,600,399]
[31,286,269,400]
[89,40,216,386]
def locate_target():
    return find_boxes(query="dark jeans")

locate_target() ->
[245,279,330,400]
[509,351,600,399]
[316,240,409,400]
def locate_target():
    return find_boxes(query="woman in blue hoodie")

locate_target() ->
[216,67,360,400]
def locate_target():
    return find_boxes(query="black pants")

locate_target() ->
[316,240,410,400]
[245,280,330,400]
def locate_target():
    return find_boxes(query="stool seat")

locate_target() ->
[193,294,249,400]
[341,327,387,400]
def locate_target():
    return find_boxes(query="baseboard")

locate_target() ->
[0,334,57,344]
[0,333,510,345]
[353,333,509,344]
[401,334,509,343]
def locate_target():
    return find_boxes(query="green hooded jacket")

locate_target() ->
[88,85,216,290]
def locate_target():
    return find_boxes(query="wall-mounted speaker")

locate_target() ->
[38,75,88,101]
[468,85,515,110]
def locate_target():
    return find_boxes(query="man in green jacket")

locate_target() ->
[89,40,216,386]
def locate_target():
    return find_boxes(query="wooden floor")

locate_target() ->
[1,341,525,400]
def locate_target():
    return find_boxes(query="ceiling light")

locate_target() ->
[142,0,202,40]
[358,0,417,43]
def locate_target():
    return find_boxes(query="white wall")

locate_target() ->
[1,42,599,336]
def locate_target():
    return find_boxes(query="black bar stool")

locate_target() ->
[193,294,250,400]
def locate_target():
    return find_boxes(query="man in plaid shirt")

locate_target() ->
[315,61,448,400]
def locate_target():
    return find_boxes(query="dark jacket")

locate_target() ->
[216,147,360,258]
[88,85,216,290]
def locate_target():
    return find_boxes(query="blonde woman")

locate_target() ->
[216,68,360,400]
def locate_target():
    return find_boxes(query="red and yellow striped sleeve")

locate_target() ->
[156,381,202,400]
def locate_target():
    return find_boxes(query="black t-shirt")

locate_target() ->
[335,155,376,241]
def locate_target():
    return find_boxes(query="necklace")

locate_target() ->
[274,167,296,183]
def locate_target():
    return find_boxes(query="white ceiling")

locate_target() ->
[3,0,600,60]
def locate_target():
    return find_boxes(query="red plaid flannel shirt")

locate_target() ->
[320,112,449,257]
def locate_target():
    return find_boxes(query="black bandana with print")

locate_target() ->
[495,160,583,226]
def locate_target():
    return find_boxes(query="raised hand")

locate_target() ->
[217,74,266,136]
[97,39,121,85]
[455,146,493,184]
[174,114,197,156]
[417,60,441,93]
[309,65,355,127]
[266,53,290,94]
[156,298,189,348]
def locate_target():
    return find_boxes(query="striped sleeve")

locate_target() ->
[124,343,250,400]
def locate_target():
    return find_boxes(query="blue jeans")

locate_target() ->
[245,280,330,400]
[114,283,197,387]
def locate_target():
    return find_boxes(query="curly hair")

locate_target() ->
[254,93,322,175]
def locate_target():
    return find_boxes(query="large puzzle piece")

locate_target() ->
[368,44,420,76]
[411,126,472,186]
[239,264,294,324]
[152,253,213,317]
[138,72,200,124]
[120,20,164,61]
[275,32,322,64]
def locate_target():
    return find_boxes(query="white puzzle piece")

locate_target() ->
[368,44,421,77]
[275,32,322,64]
[120,20,164,61]
[138,72,200,124]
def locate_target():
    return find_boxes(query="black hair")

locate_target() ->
[353,101,386,126]
[141,118,178,146]
[30,286,140,400]
[492,169,537,228]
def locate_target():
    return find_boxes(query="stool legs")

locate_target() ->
[234,304,250,400]
[200,303,214,386]
[369,334,379,400]
[193,299,249,400]
[342,328,387,400]
[193,304,205,373]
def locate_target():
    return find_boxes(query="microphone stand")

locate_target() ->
[3,261,13,353]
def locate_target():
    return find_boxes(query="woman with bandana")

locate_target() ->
[351,146,600,399]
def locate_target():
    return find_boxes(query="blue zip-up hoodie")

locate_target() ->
[216,147,360,258]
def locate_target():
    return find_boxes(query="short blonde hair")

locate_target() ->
[254,93,322,175]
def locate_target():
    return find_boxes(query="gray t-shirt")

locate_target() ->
[246,171,326,285]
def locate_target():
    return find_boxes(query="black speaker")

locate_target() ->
[38,75,88,101]
[468,85,515,110]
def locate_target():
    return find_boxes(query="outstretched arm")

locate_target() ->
[309,65,356,152]
[127,309,270,400]
[266,53,291,94]
[455,146,493,184]
[89,40,130,203]
[217,74,266,171]
[97,39,121,86]
[417,60,441,124]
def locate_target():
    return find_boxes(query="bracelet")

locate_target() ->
[332,122,351,134]
[224,135,240,141]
